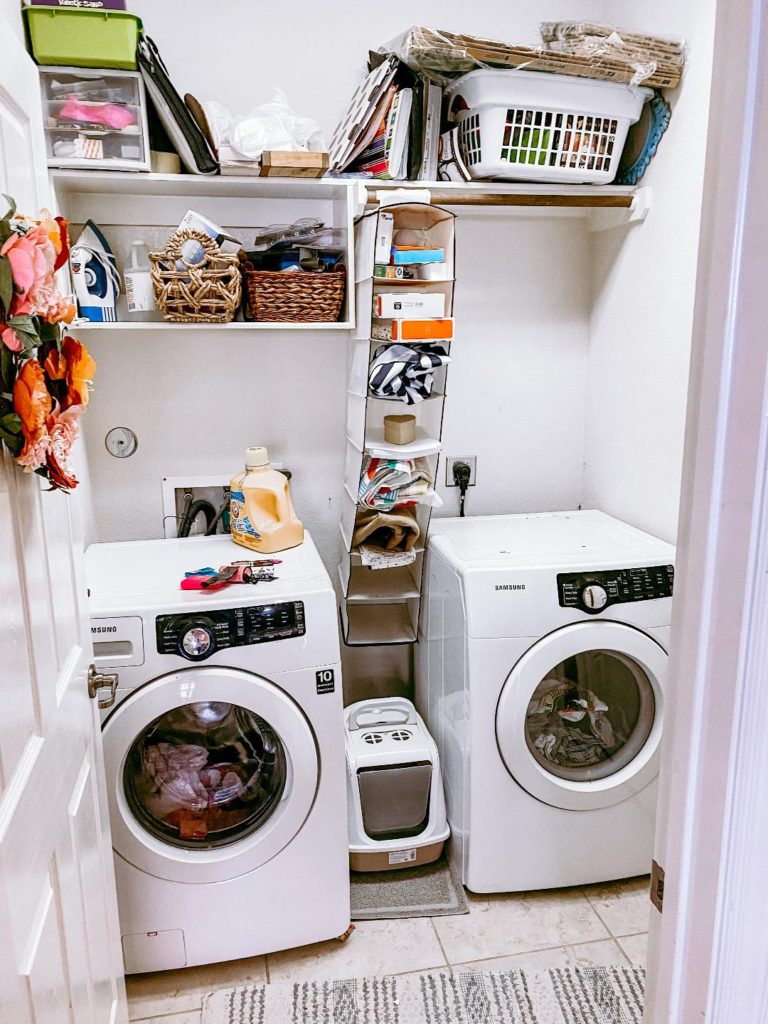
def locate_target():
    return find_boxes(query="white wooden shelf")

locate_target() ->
[72,320,353,331]
[51,170,645,213]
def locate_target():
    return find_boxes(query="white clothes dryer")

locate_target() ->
[417,510,674,893]
[86,533,350,974]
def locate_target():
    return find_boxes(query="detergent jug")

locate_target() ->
[229,447,304,553]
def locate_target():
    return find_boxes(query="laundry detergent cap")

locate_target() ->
[244,445,269,469]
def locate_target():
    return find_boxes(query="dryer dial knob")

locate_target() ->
[581,584,609,611]
[179,623,215,660]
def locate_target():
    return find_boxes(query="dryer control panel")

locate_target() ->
[557,565,674,615]
[156,601,306,661]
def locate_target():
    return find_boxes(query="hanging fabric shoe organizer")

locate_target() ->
[339,199,456,645]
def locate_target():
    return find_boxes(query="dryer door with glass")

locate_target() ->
[103,666,319,883]
[495,621,665,810]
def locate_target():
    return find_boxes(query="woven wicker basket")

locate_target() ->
[150,230,241,323]
[241,259,345,322]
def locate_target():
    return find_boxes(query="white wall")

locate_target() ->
[82,0,604,570]
[0,1,21,37]
[582,1,717,543]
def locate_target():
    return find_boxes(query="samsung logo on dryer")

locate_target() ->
[495,584,526,591]
[91,625,118,634]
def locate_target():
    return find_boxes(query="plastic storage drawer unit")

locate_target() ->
[23,7,142,70]
[39,66,150,171]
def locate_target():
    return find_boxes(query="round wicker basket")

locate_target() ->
[150,230,241,323]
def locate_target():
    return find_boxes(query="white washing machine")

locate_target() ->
[86,533,350,974]
[417,510,674,893]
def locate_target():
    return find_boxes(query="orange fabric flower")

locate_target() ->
[13,359,52,467]
[43,336,96,409]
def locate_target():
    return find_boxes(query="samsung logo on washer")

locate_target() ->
[91,625,118,634]
[495,584,526,591]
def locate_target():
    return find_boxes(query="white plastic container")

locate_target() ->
[345,697,449,871]
[445,68,651,184]
[229,446,304,554]
[124,240,161,321]
[39,66,150,171]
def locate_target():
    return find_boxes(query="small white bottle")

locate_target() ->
[124,240,161,321]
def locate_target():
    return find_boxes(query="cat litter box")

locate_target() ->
[345,697,449,871]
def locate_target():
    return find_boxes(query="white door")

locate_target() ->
[0,21,127,1024]
[495,622,666,810]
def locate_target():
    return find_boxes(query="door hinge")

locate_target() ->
[651,859,665,913]
[88,664,119,710]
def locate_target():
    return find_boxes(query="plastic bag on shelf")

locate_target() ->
[203,89,325,162]
[381,24,686,90]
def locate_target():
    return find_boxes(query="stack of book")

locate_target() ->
[330,55,444,181]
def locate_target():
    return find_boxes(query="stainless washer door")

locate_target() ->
[495,622,665,810]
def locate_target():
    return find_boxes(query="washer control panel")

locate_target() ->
[156,601,305,661]
[557,565,674,615]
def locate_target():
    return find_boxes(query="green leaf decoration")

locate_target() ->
[0,255,12,315]
[1,194,17,220]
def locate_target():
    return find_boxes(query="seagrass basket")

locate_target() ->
[150,230,241,323]
[240,258,345,322]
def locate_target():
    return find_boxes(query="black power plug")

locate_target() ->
[452,461,472,517]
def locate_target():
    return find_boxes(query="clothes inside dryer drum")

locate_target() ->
[524,650,656,783]
[123,701,286,849]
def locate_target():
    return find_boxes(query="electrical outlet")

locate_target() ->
[446,456,477,487]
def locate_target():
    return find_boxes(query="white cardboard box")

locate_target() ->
[374,292,446,318]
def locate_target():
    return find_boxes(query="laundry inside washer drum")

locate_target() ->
[123,701,287,849]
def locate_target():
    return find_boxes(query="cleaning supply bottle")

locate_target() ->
[229,446,304,553]
[124,239,161,321]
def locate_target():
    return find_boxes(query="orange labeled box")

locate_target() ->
[372,318,454,342]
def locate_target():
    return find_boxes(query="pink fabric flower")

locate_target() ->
[1,225,65,320]
[1,324,22,352]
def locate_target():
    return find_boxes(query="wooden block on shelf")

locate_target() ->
[260,151,329,177]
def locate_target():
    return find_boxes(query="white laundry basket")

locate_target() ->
[345,697,449,871]
[445,69,652,184]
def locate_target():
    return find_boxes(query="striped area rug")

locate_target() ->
[202,966,644,1023]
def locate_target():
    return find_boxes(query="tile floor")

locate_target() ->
[126,875,650,1023]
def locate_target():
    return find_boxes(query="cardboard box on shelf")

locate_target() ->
[372,318,454,342]
[375,292,445,318]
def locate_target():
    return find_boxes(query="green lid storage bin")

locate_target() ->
[23,7,143,70]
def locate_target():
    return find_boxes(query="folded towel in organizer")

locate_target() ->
[358,455,435,509]
[368,343,450,405]
[352,508,421,552]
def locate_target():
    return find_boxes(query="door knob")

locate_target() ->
[88,664,119,709]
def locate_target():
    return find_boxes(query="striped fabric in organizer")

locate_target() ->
[368,343,451,404]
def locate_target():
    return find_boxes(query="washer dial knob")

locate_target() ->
[581,583,608,611]
[179,622,215,660]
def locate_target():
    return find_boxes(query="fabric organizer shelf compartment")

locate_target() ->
[340,599,421,647]
[338,200,456,646]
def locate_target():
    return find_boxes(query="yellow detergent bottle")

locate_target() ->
[229,446,304,553]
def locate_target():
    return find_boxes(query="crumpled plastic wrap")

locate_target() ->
[382,24,686,90]
[204,89,325,162]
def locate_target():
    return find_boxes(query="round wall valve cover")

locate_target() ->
[105,427,138,458]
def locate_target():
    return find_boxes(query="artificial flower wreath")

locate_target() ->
[0,195,95,492]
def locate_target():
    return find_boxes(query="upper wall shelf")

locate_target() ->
[51,170,646,214]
